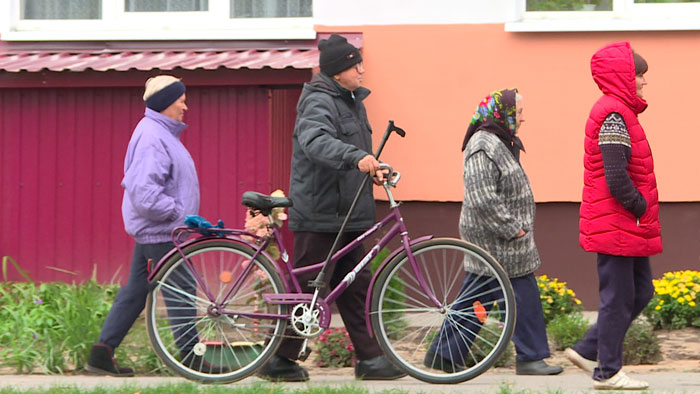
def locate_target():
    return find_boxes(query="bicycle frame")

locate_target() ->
[263,178,444,337]
[147,167,443,338]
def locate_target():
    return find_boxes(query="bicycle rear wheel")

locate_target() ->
[370,238,515,384]
[145,239,287,383]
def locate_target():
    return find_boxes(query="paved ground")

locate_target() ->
[4,314,699,393]
[3,369,700,393]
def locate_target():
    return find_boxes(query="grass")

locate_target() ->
[0,382,593,394]
[0,382,662,394]
[0,383,400,394]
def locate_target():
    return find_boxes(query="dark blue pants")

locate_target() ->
[572,253,653,380]
[98,242,198,354]
[433,272,550,363]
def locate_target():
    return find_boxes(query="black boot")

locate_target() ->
[423,350,465,373]
[85,344,135,377]
[257,355,309,382]
[355,355,406,380]
[181,353,231,374]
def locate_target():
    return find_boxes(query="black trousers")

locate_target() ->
[572,253,653,380]
[275,231,383,361]
[432,272,551,363]
[98,242,198,355]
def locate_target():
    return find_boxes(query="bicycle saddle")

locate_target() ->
[241,191,293,216]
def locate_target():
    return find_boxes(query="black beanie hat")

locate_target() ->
[319,34,362,76]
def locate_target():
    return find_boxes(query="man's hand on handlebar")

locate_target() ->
[358,155,387,184]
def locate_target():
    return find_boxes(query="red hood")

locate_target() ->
[590,41,647,114]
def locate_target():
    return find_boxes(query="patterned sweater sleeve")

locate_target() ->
[463,150,522,240]
[599,112,647,218]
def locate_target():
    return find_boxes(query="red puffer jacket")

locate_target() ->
[579,41,662,257]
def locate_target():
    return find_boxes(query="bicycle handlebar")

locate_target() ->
[379,163,401,188]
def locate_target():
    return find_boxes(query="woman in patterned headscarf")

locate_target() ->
[424,89,562,376]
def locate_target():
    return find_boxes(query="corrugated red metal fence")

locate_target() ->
[0,85,299,284]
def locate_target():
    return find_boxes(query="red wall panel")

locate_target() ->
[0,84,300,284]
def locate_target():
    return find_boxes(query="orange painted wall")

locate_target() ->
[317,24,700,203]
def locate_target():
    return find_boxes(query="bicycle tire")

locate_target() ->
[370,237,515,384]
[145,239,287,383]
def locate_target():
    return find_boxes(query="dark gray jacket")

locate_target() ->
[460,131,541,278]
[288,73,375,233]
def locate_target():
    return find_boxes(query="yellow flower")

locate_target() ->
[655,305,661,310]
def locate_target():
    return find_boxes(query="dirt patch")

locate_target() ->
[299,327,700,376]
[2,328,699,377]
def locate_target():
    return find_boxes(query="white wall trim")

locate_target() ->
[506,17,700,32]
[1,28,316,41]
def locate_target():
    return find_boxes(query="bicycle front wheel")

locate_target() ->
[145,239,287,383]
[370,238,515,384]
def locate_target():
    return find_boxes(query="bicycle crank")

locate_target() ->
[290,303,323,338]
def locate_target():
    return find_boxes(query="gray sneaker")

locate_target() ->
[515,359,563,375]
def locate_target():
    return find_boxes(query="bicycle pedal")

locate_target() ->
[298,346,313,361]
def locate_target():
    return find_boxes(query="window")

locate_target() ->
[231,0,311,18]
[18,0,311,20]
[509,0,700,31]
[526,0,612,11]
[21,0,101,19]
[526,0,698,12]
[125,0,208,12]
[6,0,314,40]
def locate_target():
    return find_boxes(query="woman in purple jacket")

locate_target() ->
[85,76,218,376]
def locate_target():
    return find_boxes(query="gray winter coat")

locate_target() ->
[460,130,541,277]
[288,73,375,233]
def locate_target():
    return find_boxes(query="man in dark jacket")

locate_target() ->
[257,34,405,382]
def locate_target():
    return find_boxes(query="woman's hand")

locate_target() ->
[515,229,527,238]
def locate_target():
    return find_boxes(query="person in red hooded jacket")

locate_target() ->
[564,41,662,390]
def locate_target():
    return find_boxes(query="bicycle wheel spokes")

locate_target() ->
[371,238,515,384]
[146,240,287,383]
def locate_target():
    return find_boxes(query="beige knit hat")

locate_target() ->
[143,75,180,100]
[143,75,186,112]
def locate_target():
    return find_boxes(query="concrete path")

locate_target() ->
[2,370,700,393]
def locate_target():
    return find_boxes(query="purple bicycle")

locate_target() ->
[144,123,515,384]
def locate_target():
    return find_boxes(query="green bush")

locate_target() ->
[623,319,662,365]
[546,312,590,350]
[537,275,583,324]
[643,270,700,329]
[314,328,355,368]
[0,279,121,373]
[0,264,166,374]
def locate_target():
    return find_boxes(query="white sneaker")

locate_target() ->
[593,371,649,390]
[564,348,598,373]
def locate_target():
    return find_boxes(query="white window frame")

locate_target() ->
[507,0,700,32]
[3,0,315,41]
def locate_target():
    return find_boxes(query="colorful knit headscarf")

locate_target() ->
[461,88,524,160]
